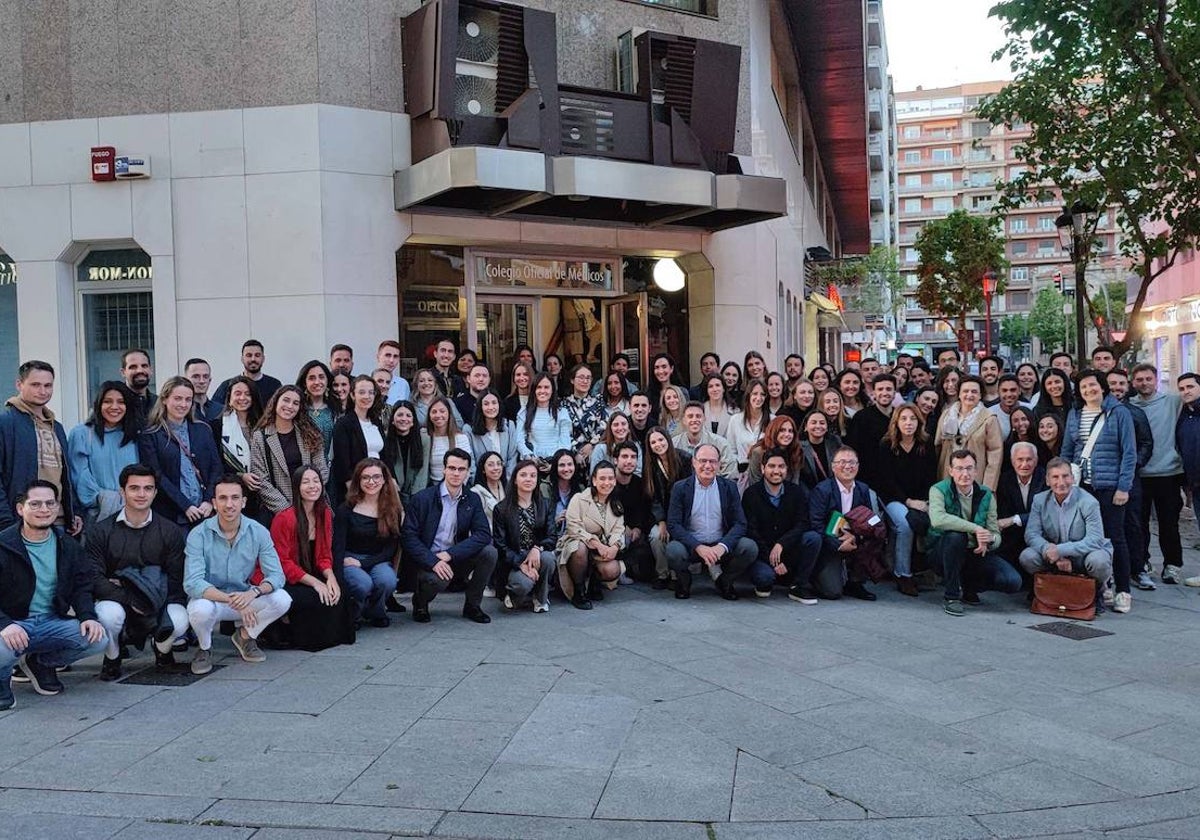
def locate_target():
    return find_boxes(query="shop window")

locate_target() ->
[1182,333,1197,375]
[0,253,17,384]
[77,249,153,404]
[622,0,717,16]
[396,245,466,379]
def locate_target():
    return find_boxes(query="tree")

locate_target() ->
[999,313,1030,351]
[914,210,1008,345]
[977,0,1200,359]
[808,245,906,341]
[1028,286,1068,353]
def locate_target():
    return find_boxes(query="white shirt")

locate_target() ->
[360,419,384,459]
[838,481,855,513]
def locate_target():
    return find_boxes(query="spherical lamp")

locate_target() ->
[653,258,685,292]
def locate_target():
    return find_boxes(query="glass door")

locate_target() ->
[477,296,537,395]
[604,293,648,390]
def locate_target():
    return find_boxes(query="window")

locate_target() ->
[1036,216,1056,231]
[1010,267,1029,281]
[931,147,954,162]
[904,174,922,187]
[970,146,994,162]
[626,0,717,15]
[906,321,923,335]
[77,249,155,404]
[1183,333,1197,374]
[0,253,16,387]
[1008,290,1029,308]
[1009,165,1027,178]
[1010,217,1028,233]
[903,125,921,139]
[904,151,921,164]
[1038,239,1056,254]
[972,195,994,210]
[932,197,953,212]
[1011,241,1028,255]
[970,121,992,138]
[932,172,954,188]
[906,297,920,311]
[905,273,920,287]
[904,248,918,263]
[904,198,922,213]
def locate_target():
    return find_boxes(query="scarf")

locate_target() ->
[941,401,986,441]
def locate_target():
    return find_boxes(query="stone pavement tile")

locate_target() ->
[424,663,562,723]
[265,683,447,756]
[856,648,995,684]
[0,701,118,771]
[2,740,160,791]
[790,746,1011,817]
[796,699,1029,783]
[576,617,728,664]
[434,812,708,839]
[335,717,519,809]
[249,831,389,840]
[1108,815,1200,838]
[0,789,214,821]
[803,661,1004,726]
[713,816,994,839]
[962,760,1125,809]
[593,710,736,821]
[974,789,1200,837]
[0,813,131,840]
[607,597,745,634]
[1117,722,1200,768]
[548,647,716,703]
[196,800,441,835]
[494,691,640,771]
[672,654,859,714]
[729,752,866,821]
[365,638,495,688]
[231,656,376,714]
[205,648,311,682]
[1093,681,1200,726]
[461,763,611,817]
[702,625,855,673]
[953,709,1200,796]
[110,822,254,839]
[655,689,860,767]
[518,625,615,659]
[72,680,264,748]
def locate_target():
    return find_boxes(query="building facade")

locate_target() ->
[0,0,875,425]
[893,81,1124,361]
[1139,246,1200,380]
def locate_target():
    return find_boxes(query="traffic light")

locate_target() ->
[1053,270,1063,292]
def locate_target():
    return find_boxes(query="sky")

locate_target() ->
[884,0,1015,93]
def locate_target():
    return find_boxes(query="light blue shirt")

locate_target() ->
[184,515,284,598]
[688,477,723,544]
[67,424,138,510]
[24,534,57,616]
[387,376,412,406]
[431,482,462,553]
[170,421,202,507]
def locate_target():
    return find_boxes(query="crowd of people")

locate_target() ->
[1,335,1199,711]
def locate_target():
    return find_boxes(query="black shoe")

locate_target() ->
[571,590,594,610]
[715,576,739,601]
[368,616,392,628]
[588,577,606,602]
[463,604,491,624]
[675,571,692,599]
[385,594,407,613]
[99,657,122,682]
[652,577,669,590]
[962,589,981,606]
[844,581,877,602]
[20,654,64,696]
[154,648,177,668]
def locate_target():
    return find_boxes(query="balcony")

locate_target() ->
[868,137,883,171]
[867,1,881,46]
[867,46,884,89]
[898,230,919,244]
[899,155,963,171]
[897,128,964,146]
[869,90,884,132]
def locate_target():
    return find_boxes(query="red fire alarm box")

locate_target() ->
[91,146,116,181]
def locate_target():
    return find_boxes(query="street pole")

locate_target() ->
[984,293,993,357]
[1074,257,1087,366]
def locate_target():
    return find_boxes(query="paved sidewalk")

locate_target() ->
[2,517,1200,840]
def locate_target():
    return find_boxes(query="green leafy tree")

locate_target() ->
[999,313,1030,351]
[1028,287,1068,353]
[978,0,1200,358]
[808,245,907,341]
[914,210,1008,343]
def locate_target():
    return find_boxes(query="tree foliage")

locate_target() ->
[914,210,1008,336]
[1028,286,1068,353]
[977,0,1200,358]
[808,245,906,329]
[999,313,1030,350]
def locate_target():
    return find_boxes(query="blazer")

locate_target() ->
[467,425,521,477]
[137,421,223,525]
[492,493,556,568]
[936,410,1005,491]
[400,482,492,570]
[331,411,386,505]
[741,479,813,557]
[250,425,330,514]
[0,403,78,529]
[798,436,842,489]
[266,505,333,585]
[666,475,747,554]
[809,477,876,554]
[0,523,96,626]
[1025,486,1110,559]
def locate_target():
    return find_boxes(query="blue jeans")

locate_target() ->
[928,532,1022,600]
[342,563,398,621]
[885,502,915,577]
[0,615,108,681]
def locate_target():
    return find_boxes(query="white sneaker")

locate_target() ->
[483,586,497,598]
[1113,592,1132,614]
[533,601,549,614]
[1184,576,1200,587]
[1162,567,1181,584]
[503,594,514,610]
[1102,580,1115,606]
[618,573,634,585]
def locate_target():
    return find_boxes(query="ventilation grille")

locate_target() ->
[560,97,615,154]
[495,5,528,111]
[661,40,696,123]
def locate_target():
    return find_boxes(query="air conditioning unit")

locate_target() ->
[454,5,500,117]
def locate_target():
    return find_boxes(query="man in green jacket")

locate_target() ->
[928,449,1022,617]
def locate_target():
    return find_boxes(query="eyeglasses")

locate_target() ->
[695,458,719,465]
[833,460,858,467]
[361,474,386,484]
[22,500,59,510]
[950,465,977,473]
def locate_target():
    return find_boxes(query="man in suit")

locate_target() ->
[808,445,883,601]
[995,441,1046,580]
[665,443,757,600]
[1019,457,1114,600]
[400,448,497,624]
[742,448,822,603]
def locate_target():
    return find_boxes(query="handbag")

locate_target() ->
[1071,412,1106,485]
[1030,571,1096,621]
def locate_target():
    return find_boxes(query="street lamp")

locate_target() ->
[1055,199,1097,366]
[981,269,997,357]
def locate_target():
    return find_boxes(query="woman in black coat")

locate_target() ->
[492,460,558,613]
[330,375,387,507]
[137,377,223,526]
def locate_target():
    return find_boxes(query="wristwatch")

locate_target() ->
[250,585,262,597]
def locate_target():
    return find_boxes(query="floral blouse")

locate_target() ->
[561,394,606,448]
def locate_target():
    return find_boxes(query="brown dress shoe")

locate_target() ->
[897,576,919,597]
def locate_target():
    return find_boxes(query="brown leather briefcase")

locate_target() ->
[1031,572,1097,621]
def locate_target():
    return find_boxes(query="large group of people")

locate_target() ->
[2,335,1199,712]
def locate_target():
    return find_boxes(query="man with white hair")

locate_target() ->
[995,441,1046,579]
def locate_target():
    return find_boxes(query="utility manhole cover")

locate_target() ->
[1029,621,1113,641]
[119,663,223,686]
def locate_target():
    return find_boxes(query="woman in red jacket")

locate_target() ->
[255,465,355,651]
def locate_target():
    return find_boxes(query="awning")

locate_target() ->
[808,292,841,312]
[394,146,787,232]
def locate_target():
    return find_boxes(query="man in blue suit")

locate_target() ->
[401,448,497,624]
[665,443,757,600]
[809,445,882,601]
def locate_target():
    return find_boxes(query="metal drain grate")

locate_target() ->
[1030,621,1113,641]
[118,663,223,687]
